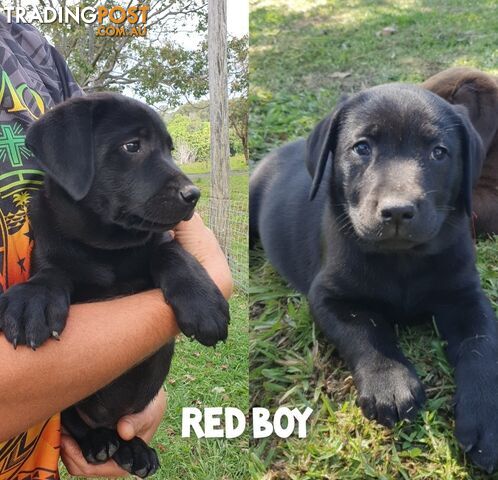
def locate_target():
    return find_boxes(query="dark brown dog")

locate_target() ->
[422,67,498,236]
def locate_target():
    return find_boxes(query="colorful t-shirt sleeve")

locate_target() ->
[0,14,83,480]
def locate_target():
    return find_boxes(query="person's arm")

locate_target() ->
[172,213,233,299]
[0,213,232,441]
[0,289,176,441]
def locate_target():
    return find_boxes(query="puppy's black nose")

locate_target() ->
[180,185,200,204]
[379,201,416,223]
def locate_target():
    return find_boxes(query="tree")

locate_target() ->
[227,35,248,162]
[155,34,249,161]
[167,114,210,162]
[229,97,248,163]
[31,0,207,95]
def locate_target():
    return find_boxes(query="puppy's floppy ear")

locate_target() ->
[26,98,94,201]
[454,104,485,216]
[306,100,346,201]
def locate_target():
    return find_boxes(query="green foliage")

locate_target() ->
[166,102,246,161]
[151,35,248,155]
[229,126,245,156]
[167,114,211,163]
[134,38,209,106]
[169,100,211,122]
[229,97,249,161]
[134,34,248,107]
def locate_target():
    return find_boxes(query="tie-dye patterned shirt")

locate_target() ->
[0,16,82,480]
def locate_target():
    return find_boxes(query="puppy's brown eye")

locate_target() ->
[123,141,140,153]
[353,141,371,156]
[431,146,447,161]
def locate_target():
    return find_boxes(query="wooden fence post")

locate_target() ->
[208,0,230,255]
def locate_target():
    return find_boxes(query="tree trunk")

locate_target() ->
[208,0,230,255]
[242,134,249,164]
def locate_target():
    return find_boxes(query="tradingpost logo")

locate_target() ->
[3,4,150,37]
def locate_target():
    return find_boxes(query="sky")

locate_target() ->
[174,0,248,49]
[227,0,249,38]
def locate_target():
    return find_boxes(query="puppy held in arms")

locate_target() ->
[0,93,229,478]
[250,84,498,472]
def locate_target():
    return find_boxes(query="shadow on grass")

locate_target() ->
[249,0,498,161]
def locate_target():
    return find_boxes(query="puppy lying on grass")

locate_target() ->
[250,83,498,472]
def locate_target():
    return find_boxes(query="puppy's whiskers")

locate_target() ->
[421,190,440,198]
[436,205,456,212]
[440,123,462,132]
[375,224,384,238]
[336,214,353,234]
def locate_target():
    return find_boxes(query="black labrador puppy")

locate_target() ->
[0,93,229,477]
[250,84,498,473]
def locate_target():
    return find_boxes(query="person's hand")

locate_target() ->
[172,212,233,299]
[60,389,167,477]
[116,387,167,443]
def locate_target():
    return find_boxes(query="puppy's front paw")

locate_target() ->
[455,381,498,473]
[0,282,69,349]
[354,360,426,428]
[174,286,229,347]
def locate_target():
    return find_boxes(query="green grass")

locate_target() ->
[193,174,248,204]
[251,243,498,480]
[250,0,498,162]
[152,293,249,479]
[181,154,248,175]
[61,294,249,479]
[250,0,498,478]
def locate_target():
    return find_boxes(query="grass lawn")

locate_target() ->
[250,0,498,479]
[153,293,249,479]
[181,154,248,175]
[60,294,248,480]
[250,0,498,161]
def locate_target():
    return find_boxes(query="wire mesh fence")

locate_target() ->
[194,173,248,292]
